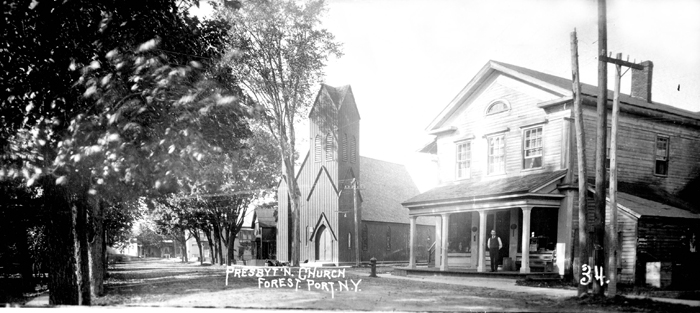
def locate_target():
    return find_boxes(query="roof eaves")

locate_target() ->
[426,61,496,132]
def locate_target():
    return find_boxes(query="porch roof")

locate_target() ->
[616,192,700,219]
[402,169,568,207]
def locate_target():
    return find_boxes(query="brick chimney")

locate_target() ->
[631,61,653,102]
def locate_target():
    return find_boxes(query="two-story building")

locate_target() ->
[402,60,700,285]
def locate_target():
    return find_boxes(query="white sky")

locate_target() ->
[193,0,700,192]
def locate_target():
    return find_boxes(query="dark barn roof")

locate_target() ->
[360,156,432,225]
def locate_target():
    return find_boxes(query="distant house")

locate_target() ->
[402,60,700,285]
[276,84,434,265]
[252,207,277,259]
[185,228,254,263]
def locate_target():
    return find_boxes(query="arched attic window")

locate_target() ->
[314,135,322,162]
[485,99,510,116]
[325,134,334,161]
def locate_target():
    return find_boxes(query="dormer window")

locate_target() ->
[485,100,510,116]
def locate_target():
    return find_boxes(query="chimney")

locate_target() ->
[631,61,653,102]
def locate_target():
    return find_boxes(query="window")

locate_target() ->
[655,136,669,176]
[314,135,321,162]
[342,133,348,162]
[486,100,509,115]
[325,134,334,161]
[350,136,357,164]
[523,127,543,169]
[456,141,471,179]
[348,233,352,249]
[386,226,391,251]
[487,135,506,174]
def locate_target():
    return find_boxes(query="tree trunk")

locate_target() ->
[204,228,216,264]
[89,199,104,297]
[227,229,236,266]
[213,223,224,265]
[102,223,108,280]
[75,193,92,305]
[46,182,81,305]
[18,227,36,293]
[192,231,203,265]
[284,157,301,267]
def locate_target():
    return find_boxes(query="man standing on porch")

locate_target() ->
[487,230,503,272]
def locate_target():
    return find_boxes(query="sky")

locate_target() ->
[193,0,700,192]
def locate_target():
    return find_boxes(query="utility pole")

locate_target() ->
[352,178,361,267]
[601,52,643,297]
[571,29,589,298]
[593,0,608,297]
[341,178,363,267]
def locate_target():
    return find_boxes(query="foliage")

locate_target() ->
[218,0,342,266]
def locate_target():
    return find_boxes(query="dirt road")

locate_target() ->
[90,258,694,312]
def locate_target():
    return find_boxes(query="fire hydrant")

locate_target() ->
[369,257,377,277]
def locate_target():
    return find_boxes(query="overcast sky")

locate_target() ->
[193,0,700,192]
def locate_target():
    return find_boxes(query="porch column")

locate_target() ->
[509,208,519,261]
[409,216,417,269]
[520,206,533,273]
[434,215,442,268]
[440,213,450,271]
[470,212,479,268]
[477,210,487,272]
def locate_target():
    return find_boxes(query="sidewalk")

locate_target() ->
[379,273,700,307]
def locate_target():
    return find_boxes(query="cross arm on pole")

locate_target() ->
[600,55,644,70]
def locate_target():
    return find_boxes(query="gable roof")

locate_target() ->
[359,156,431,225]
[308,84,360,120]
[428,60,700,132]
[403,169,568,207]
[254,208,277,228]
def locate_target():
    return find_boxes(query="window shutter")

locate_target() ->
[325,134,333,161]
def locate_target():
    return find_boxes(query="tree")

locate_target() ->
[219,0,342,266]
[1,0,240,304]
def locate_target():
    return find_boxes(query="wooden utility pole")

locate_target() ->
[352,178,361,267]
[593,0,608,297]
[571,29,589,298]
[602,53,643,297]
[342,178,363,267]
[606,52,622,297]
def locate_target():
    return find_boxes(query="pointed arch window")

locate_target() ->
[350,136,357,164]
[314,135,322,162]
[325,134,334,161]
[485,100,510,116]
[342,133,348,163]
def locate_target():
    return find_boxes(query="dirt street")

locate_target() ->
[89,258,694,312]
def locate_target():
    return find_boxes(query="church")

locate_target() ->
[276,85,434,265]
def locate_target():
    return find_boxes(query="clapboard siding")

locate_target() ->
[604,205,638,284]
[581,106,700,195]
[436,74,561,183]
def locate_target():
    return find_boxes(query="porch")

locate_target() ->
[393,266,560,280]
[402,170,570,274]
